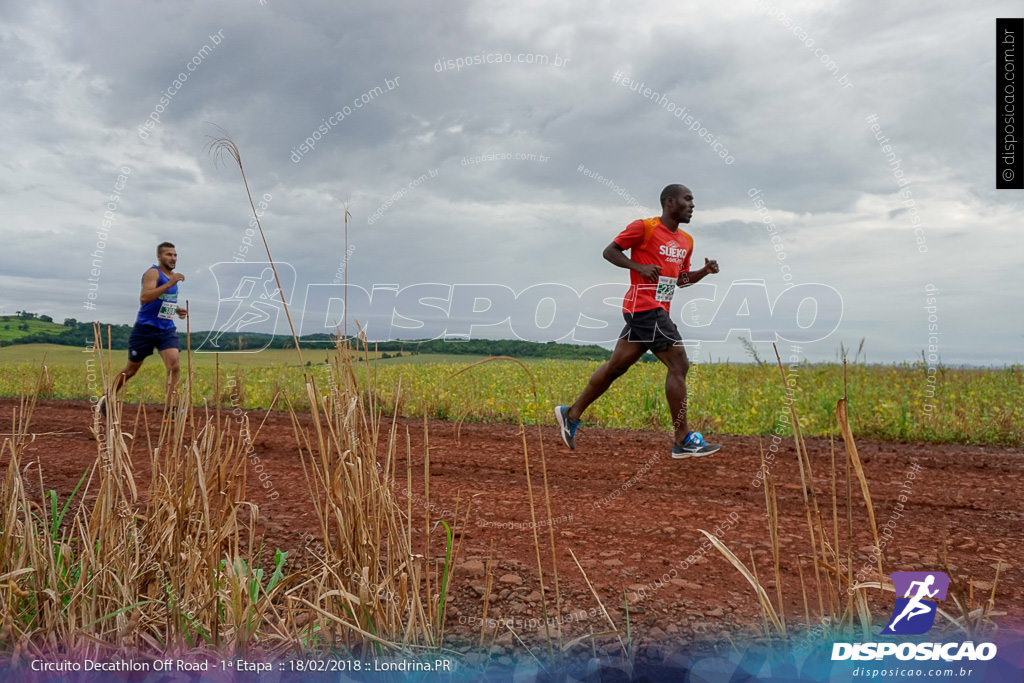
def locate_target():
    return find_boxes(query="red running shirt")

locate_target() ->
[613,218,693,313]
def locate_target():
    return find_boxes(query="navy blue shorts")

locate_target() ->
[128,323,179,362]
[620,308,683,354]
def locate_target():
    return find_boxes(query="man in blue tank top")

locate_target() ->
[101,242,187,414]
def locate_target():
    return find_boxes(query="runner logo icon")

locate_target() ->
[200,262,296,352]
[881,571,949,636]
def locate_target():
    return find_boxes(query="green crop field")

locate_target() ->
[1,343,1021,445]
[0,343,387,367]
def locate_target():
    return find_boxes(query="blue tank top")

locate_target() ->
[135,266,178,330]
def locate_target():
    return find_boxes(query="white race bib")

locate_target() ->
[655,275,675,302]
[158,299,177,320]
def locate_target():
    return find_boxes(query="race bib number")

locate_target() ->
[655,276,675,302]
[158,299,177,320]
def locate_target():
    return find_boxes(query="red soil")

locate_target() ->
[3,398,1022,660]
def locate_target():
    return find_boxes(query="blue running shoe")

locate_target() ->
[554,405,580,450]
[671,431,721,459]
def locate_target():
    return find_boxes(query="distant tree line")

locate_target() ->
[0,313,613,360]
[195,333,613,360]
[9,310,52,322]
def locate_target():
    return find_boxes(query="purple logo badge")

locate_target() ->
[881,571,949,636]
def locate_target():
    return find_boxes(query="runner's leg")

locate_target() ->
[653,343,690,445]
[568,337,647,421]
[158,347,181,408]
[110,360,143,396]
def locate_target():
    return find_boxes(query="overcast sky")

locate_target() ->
[1,0,1021,364]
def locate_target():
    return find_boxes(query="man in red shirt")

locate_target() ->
[555,184,721,458]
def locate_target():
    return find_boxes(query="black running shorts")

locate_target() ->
[619,308,683,353]
[128,323,180,362]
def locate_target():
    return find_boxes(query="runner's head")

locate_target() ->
[157,242,177,270]
[660,184,694,224]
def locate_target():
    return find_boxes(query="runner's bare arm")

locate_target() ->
[676,257,719,287]
[603,242,661,283]
[140,268,185,304]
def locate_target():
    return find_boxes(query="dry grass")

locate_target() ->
[702,349,1004,651]
[3,339,1007,665]
[0,135,518,664]
[0,340,621,668]
[1,334,471,663]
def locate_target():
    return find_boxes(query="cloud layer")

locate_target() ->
[1,0,1021,364]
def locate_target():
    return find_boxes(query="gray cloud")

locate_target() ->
[1,0,1022,364]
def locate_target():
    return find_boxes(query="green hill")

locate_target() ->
[0,314,69,343]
